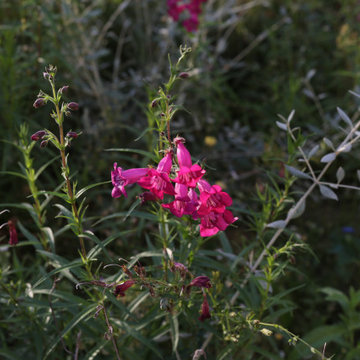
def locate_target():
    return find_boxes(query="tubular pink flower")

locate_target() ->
[173,139,205,187]
[197,180,232,216]
[162,183,197,217]
[198,294,211,322]
[114,280,135,297]
[111,163,148,198]
[199,209,238,237]
[137,153,175,199]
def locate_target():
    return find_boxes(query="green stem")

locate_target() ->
[51,83,87,260]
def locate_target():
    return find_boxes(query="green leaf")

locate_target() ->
[34,155,60,180]
[42,227,55,252]
[44,304,97,359]
[115,320,163,359]
[91,211,158,226]
[0,170,27,180]
[33,251,83,288]
[321,287,349,311]
[169,314,179,353]
[80,231,112,262]
[76,180,111,199]
[87,229,134,260]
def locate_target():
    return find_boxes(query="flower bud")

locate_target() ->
[151,99,158,108]
[179,72,189,79]
[8,220,18,246]
[59,85,69,94]
[68,102,79,111]
[31,130,46,141]
[33,98,45,108]
[66,131,78,139]
[40,140,48,148]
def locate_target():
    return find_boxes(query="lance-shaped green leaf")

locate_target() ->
[285,165,312,180]
[337,107,353,128]
[320,152,336,163]
[319,185,338,201]
[266,220,287,229]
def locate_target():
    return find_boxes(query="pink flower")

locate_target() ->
[173,138,205,188]
[198,294,211,322]
[162,183,197,217]
[137,153,175,199]
[8,220,18,245]
[183,14,199,32]
[197,179,232,216]
[167,0,207,32]
[199,209,237,237]
[167,0,186,21]
[111,163,147,198]
[114,280,135,297]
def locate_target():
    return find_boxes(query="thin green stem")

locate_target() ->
[51,82,86,259]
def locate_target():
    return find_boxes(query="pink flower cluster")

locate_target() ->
[111,137,237,237]
[167,0,207,32]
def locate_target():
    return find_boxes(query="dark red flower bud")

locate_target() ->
[68,102,79,111]
[59,86,69,94]
[189,276,212,288]
[151,99,158,108]
[31,130,46,141]
[40,140,48,148]
[33,98,45,108]
[66,131,78,138]
[114,280,135,297]
[198,294,211,322]
[8,220,18,245]
[179,72,189,79]
[138,192,159,204]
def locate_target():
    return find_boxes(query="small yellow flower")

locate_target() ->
[204,136,217,147]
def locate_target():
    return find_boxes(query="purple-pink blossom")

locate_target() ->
[199,209,237,237]
[162,183,197,217]
[167,0,207,32]
[173,138,205,188]
[137,153,175,199]
[111,163,148,198]
[197,179,232,216]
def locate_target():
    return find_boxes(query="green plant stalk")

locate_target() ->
[256,321,331,360]
[19,128,48,250]
[102,302,121,360]
[50,83,86,259]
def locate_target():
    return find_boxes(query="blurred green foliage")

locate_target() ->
[1,0,360,358]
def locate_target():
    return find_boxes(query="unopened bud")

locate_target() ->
[68,102,79,111]
[31,130,46,141]
[66,131,78,138]
[260,328,273,336]
[179,72,189,79]
[151,99,158,108]
[33,98,45,108]
[40,140,48,148]
[59,85,69,94]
